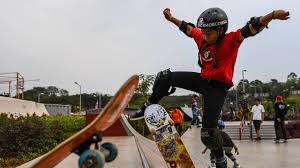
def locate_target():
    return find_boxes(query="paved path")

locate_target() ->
[183,127,300,168]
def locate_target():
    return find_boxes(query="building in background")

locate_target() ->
[44,104,72,116]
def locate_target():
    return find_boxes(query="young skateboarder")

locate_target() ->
[131,7,290,167]
[202,120,240,168]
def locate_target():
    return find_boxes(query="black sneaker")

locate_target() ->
[129,102,150,120]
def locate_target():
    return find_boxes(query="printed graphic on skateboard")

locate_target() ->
[144,104,195,168]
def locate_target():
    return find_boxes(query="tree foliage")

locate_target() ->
[19,72,300,116]
[136,74,155,96]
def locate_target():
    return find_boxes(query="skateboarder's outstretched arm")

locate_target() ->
[238,10,290,41]
[163,8,194,37]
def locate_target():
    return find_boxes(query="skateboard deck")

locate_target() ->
[31,75,139,168]
[144,104,195,168]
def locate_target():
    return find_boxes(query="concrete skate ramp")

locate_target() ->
[120,114,168,168]
[0,96,48,117]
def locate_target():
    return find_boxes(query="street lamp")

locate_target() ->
[242,70,247,93]
[38,93,44,103]
[74,82,82,112]
[250,85,257,97]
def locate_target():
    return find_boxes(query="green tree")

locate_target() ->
[59,89,69,96]
[262,100,274,119]
[129,74,155,108]
[136,74,155,96]
[287,72,297,81]
[285,95,300,115]
[47,86,59,96]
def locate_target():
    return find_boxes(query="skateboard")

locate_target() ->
[31,75,139,168]
[144,104,195,168]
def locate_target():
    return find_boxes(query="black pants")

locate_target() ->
[274,117,287,140]
[148,72,229,158]
[164,72,229,128]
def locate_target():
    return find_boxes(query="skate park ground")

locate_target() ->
[19,118,300,168]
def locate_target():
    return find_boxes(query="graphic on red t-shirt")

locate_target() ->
[191,28,243,86]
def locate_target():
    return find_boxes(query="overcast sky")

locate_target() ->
[0,0,299,96]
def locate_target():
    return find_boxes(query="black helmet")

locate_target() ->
[196,7,228,34]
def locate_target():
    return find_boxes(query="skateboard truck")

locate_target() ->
[74,131,118,168]
[74,131,103,155]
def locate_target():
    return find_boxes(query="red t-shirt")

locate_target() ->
[191,28,243,86]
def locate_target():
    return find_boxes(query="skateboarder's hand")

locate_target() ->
[234,147,239,155]
[277,118,281,122]
[163,8,173,21]
[273,10,290,20]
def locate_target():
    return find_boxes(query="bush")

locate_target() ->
[42,115,85,143]
[262,100,275,120]
[0,114,85,167]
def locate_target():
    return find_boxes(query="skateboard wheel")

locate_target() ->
[101,142,118,162]
[79,149,105,168]
[168,120,174,125]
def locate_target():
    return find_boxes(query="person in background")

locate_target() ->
[191,94,199,126]
[169,107,184,136]
[274,96,288,143]
[239,91,250,125]
[251,98,265,141]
